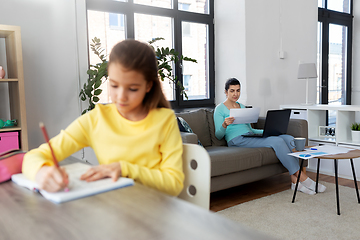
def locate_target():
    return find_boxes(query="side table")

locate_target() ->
[292,148,360,215]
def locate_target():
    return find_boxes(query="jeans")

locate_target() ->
[228,134,300,175]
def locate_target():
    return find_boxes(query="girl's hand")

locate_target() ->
[222,117,235,128]
[80,162,122,182]
[35,166,69,192]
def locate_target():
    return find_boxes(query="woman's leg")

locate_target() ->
[228,135,326,193]
[277,134,294,152]
[278,135,311,181]
[229,135,300,175]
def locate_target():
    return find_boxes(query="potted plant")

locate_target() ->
[79,37,197,114]
[351,123,360,142]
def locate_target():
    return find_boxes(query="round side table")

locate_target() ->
[292,148,360,215]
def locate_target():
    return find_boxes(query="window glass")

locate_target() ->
[328,23,347,106]
[134,13,175,101]
[327,0,351,13]
[318,0,325,8]
[86,0,214,108]
[109,13,125,30]
[87,10,126,103]
[134,0,172,9]
[327,23,348,126]
[182,22,209,100]
[178,0,209,14]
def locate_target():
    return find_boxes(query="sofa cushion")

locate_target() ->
[205,146,262,177]
[176,109,212,147]
[177,117,203,146]
[205,109,227,146]
[256,147,279,166]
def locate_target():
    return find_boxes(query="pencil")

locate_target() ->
[39,122,69,191]
[39,122,59,167]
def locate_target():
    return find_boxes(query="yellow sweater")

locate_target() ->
[22,104,184,196]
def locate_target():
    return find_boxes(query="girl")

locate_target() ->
[214,78,326,195]
[22,39,184,196]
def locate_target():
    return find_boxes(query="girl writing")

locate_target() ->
[22,39,184,196]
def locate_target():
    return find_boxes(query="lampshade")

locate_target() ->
[297,63,317,79]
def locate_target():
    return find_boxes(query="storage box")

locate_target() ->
[0,132,19,154]
[290,109,307,120]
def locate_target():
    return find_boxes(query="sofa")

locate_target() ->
[175,108,308,193]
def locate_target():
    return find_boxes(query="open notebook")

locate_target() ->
[11,162,134,204]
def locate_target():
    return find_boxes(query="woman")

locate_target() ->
[214,78,325,195]
[22,39,184,196]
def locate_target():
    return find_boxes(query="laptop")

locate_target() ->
[243,109,291,138]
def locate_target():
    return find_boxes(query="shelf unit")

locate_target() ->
[0,24,28,151]
[280,104,360,147]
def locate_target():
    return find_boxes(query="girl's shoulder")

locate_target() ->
[149,107,175,120]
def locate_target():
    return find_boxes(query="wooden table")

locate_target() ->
[0,157,274,240]
[292,148,360,215]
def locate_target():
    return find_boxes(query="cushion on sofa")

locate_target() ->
[177,117,203,146]
[205,146,262,177]
[205,109,227,146]
[176,109,212,147]
[256,147,279,166]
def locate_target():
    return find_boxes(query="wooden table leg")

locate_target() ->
[292,159,304,203]
[350,158,360,203]
[334,159,340,215]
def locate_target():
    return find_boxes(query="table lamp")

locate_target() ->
[297,63,317,105]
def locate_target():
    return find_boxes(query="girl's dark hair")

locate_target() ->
[225,78,241,91]
[108,39,170,110]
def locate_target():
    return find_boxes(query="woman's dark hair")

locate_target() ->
[108,39,170,110]
[225,78,241,91]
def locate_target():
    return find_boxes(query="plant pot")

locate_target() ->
[351,130,360,142]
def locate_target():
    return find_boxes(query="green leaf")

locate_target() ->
[94,89,102,96]
[94,79,102,89]
[93,96,100,102]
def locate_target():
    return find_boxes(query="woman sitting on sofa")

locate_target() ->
[214,78,325,195]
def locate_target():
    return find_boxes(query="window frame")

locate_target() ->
[86,0,215,109]
[318,0,353,105]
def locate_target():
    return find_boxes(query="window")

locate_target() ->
[317,0,353,125]
[109,13,124,30]
[86,0,214,109]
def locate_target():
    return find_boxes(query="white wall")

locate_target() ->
[0,0,84,160]
[214,0,247,105]
[215,0,317,117]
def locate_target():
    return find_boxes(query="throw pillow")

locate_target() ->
[177,117,203,146]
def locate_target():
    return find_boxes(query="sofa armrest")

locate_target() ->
[181,132,199,144]
[286,119,308,144]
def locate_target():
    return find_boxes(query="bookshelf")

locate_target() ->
[0,24,28,151]
[280,104,360,147]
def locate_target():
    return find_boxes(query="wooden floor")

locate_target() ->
[210,171,359,212]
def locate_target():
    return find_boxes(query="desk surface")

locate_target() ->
[320,149,360,159]
[0,158,273,240]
